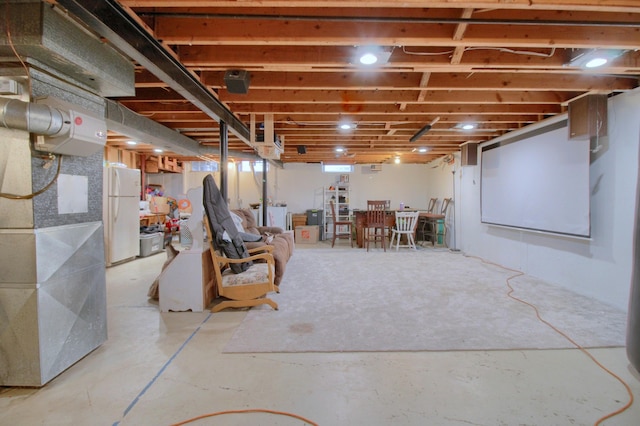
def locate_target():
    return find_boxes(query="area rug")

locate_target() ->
[222,247,627,353]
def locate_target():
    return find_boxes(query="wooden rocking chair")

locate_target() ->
[205,217,278,312]
[202,174,278,313]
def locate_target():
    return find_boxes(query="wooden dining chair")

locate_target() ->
[364,200,387,252]
[329,200,353,247]
[434,197,452,247]
[427,197,438,213]
[440,198,452,215]
[419,197,438,245]
[424,197,453,247]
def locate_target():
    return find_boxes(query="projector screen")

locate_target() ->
[480,119,591,238]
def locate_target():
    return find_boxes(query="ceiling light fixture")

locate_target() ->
[410,116,440,142]
[567,49,625,69]
[452,123,477,131]
[335,147,345,153]
[355,46,392,66]
[360,53,378,65]
[153,148,163,153]
[394,156,401,164]
[126,140,137,145]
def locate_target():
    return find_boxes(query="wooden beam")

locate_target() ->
[122,1,640,14]
[451,9,474,65]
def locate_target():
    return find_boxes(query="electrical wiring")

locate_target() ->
[401,45,556,58]
[0,154,62,200]
[402,46,455,56]
[464,46,556,58]
[169,408,318,426]
[465,254,634,425]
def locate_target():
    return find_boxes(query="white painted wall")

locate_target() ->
[152,160,437,223]
[267,163,436,214]
[178,162,437,214]
[444,89,640,311]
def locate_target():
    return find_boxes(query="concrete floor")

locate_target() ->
[1,245,640,425]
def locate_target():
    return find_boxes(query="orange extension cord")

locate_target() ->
[170,408,318,426]
[171,256,633,426]
[468,254,634,426]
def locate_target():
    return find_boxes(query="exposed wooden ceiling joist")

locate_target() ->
[60,0,640,165]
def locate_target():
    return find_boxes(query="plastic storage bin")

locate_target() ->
[306,209,324,240]
[140,232,164,257]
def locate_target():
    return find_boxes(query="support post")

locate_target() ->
[219,120,228,203]
[262,157,268,226]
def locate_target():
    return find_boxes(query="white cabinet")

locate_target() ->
[159,248,214,312]
[253,206,288,229]
[157,185,214,312]
[323,185,351,239]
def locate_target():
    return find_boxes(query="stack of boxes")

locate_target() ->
[293,211,322,244]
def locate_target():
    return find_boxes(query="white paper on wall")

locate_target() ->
[57,174,88,214]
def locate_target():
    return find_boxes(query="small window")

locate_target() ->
[323,164,353,173]
[190,161,218,172]
[239,160,268,173]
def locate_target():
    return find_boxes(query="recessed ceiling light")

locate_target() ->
[355,46,392,66]
[567,48,625,69]
[454,123,477,131]
[339,122,357,130]
[418,147,428,153]
[394,156,401,164]
[585,57,608,68]
[359,53,378,65]
[154,148,163,153]
[335,147,344,153]
[126,140,137,145]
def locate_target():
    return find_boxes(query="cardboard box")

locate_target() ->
[149,196,170,214]
[145,158,159,173]
[295,225,319,244]
[292,214,307,229]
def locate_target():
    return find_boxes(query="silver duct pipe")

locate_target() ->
[104,99,266,162]
[0,97,69,136]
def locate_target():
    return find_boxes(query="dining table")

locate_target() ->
[353,209,444,248]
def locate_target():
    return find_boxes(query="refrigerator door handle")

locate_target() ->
[112,168,122,222]
[114,169,121,197]
[113,196,119,222]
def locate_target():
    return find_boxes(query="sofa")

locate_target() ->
[231,208,294,285]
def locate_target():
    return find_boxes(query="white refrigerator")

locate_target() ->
[104,167,141,266]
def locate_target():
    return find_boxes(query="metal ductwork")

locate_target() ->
[0,96,69,136]
[0,1,134,97]
[0,96,108,157]
[105,99,201,158]
[54,0,249,143]
[104,99,262,161]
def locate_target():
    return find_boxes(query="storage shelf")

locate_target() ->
[323,186,351,239]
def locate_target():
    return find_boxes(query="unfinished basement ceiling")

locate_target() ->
[64,0,640,164]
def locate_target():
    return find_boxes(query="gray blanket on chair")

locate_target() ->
[203,175,252,273]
